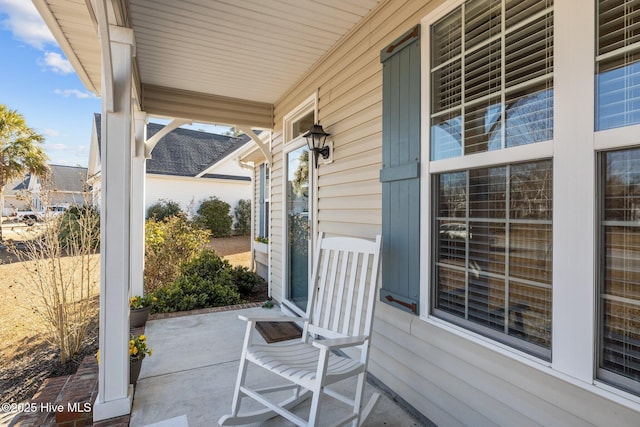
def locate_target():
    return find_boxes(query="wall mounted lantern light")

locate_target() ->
[303,123,331,168]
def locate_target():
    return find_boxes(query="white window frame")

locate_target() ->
[258,162,270,239]
[281,94,318,317]
[283,94,317,145]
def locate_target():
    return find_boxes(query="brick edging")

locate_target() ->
[148,302,263,320]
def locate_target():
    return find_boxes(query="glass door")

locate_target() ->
[286,145,310,311]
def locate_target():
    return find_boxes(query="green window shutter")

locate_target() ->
[379,25,421,315]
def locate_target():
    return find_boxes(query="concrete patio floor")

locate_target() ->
[129,306,424,427]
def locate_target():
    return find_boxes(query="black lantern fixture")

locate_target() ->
[303,124,331,168]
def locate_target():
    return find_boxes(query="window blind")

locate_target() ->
[434,160,553,358]
[430,0,554,161]
[600,148,640,394]
[596,0,640,130]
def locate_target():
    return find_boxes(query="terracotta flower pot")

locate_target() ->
[130,356,144,384]
[130,306,151,328]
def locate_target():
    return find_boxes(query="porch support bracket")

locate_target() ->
[144,118,192,158]
[237,126,272,164]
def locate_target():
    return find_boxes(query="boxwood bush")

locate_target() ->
[195,197,233,237]
[150,249,266,313]
[146,199,183,221]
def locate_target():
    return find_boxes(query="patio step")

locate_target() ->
[11,355,130,427]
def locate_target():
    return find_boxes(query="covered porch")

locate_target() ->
[129,306,421,426]
[33,0,387,421]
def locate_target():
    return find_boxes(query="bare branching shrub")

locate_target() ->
[144,215,210,293]
[11,188,100,364]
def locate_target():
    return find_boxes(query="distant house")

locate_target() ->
[88,114,252,218]
[2,175,32,216]
[1,165,88,216]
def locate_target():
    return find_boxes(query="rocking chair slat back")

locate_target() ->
[308,233,382,341]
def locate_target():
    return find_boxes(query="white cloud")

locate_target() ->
[54,89,95,99]
[75,145,89,155]
[0,1,77,75]
[47,143,68,152]
[42,51,73,74]
[0,0,56,49]
[42,128,60,138]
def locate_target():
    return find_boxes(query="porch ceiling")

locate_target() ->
[35,0,380,128]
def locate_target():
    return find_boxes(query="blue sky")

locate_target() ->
[0,0,100,167]
[0,0,229,168]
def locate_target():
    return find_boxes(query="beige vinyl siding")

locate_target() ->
[264,0,640,425]
[268,129,285,304]
[373,302,640,426]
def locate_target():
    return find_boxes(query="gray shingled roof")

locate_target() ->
[4,165,87,195]
[5,175,30,195]
[49,165,88,192]
[94,114,251,177]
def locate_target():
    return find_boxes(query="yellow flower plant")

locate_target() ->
[129,294,157,310]
[95,334,153,364]
[129,334,153,360]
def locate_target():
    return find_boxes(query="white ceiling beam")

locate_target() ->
[142,84,273,129]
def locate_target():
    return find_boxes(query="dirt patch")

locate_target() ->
[206,235,252,269]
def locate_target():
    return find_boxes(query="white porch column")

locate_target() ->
[131,111,147,297]
[93,25,135,421]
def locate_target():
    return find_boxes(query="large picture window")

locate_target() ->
[430,0,554,161]
[599,148,640,394]
[433,160,552,358]
[429,0,554,359]
[596,1,640,396]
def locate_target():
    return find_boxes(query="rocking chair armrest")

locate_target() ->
[238,314,309,324]
[312,335,369,350]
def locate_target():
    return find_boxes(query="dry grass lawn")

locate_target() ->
[0,230,251,405]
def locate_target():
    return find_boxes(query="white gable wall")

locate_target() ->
[200,154,251,177]
[145,174,250,219]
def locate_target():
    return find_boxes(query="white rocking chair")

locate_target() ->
[219,232,383,427]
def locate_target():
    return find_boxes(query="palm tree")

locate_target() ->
[0,104,49,241]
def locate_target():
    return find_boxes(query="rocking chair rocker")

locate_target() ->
[219,233,383,427]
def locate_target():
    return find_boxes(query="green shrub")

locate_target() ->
[195,197,233,237]
[144,215,210,293]
[152,276,242,313]
[151,250,242,312]
[234,199,251,236]
[150,249,266,313]
[231,265,265,296]
[147,199,183,221]
[58,205,100,251]
[180,248,231,278]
